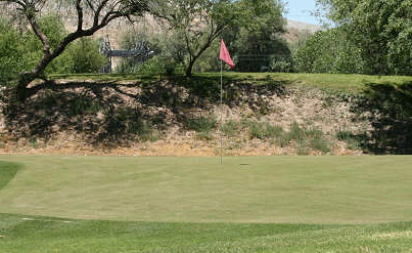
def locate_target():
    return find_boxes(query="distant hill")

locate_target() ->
[284,20,323,43]
[286,20,322,33]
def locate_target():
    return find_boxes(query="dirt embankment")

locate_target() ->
[0,77,373,156]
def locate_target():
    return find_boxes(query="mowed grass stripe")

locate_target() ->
[1,213,412,253]
[0,161,22,191]
[0,156,411,224]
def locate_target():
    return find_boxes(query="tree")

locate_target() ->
[152,0,238,77]
[0,17,25,83]
[1,0,149,99]
[67,38,108,73]
[294,28,364,74]
[317,0,412,75]
[231,0,290,72]
[22,14,70,75]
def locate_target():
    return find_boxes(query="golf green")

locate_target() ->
[0,155,411,224]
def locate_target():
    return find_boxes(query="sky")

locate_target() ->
[285,0,320,25]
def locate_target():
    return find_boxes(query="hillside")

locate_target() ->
[285,20,322,42]
[1,73,411,156]
[286,20,322,34]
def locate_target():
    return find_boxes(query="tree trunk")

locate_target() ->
[185,61,195,77]
[184,39,216,78]
[16,72,39,101]
[16,52,53,101]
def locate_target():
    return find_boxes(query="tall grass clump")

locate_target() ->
[336,130,361,150]
[248,121,332,154]
[249,122,283,140]
[184,115,217,133]
[221,120,240,137]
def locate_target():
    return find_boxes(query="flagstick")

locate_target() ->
[220,59,223,165]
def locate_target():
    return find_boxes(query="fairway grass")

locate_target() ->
[48,72,412,93]
[0,155,412,224]
[1,213,412,253]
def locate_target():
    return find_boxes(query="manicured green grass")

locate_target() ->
[0,156,412,224]
[0,161,21,191]
[48,72,412,93]
[1,213,412,253]
[1,156,412,252]
[200,72,412,92]
[47,73,159,82]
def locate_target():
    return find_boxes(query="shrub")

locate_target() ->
[310,136,331,153]
[23,14,69,75]
[294,28,364,74]
[336,131,354,141]
[250,122,283,140]
[185,116,217,133]
[196,132,213,141]
[221,120,239,137]
[0,18,25,84]
[126,119,161,143]
[297,142,310,155]
[336,131,361,151]
[286,122,304,142]
[69,96,103,115]
[1,15,106,79]
[64,38,108,73]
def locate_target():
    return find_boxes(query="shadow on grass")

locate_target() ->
[353,81,412,154]
[0,161,22,191]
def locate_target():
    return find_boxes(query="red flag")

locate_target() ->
[219,39,235,69]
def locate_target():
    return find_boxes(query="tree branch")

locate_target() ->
[75,0,84,31]
[24,5,51,55]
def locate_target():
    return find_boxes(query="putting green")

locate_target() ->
[0,155,411,224]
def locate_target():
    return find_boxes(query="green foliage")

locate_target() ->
[310,135,331,153]
[336,131,361,150]
[117,33,181,75]
[152,0,239,76]
[69,96,103,115]
[0,18,25,84]
[287,122,305,141]
[63,38,108,74]
[1,15,106,79]
[23,14,68,74]
[117,54,181,76]
[132,122,161,142]
[317,0,412,75]
[247,121,331,153]
[295,28,364,74]
[184,115,217,133]
[249,122,283,140]
[193,41,221,72]
[221,120,240,137]
[231,0,292,72]
[353,82,412,154]
[196,132,213,141]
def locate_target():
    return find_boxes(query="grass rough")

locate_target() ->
[0,213,412,253]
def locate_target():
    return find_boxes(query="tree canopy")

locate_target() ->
[316,0,412,75]
[232,0,290,72]
[152,0,239,77]
[0,0,149,99]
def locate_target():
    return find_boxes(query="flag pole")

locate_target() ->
[220,53,223,165]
